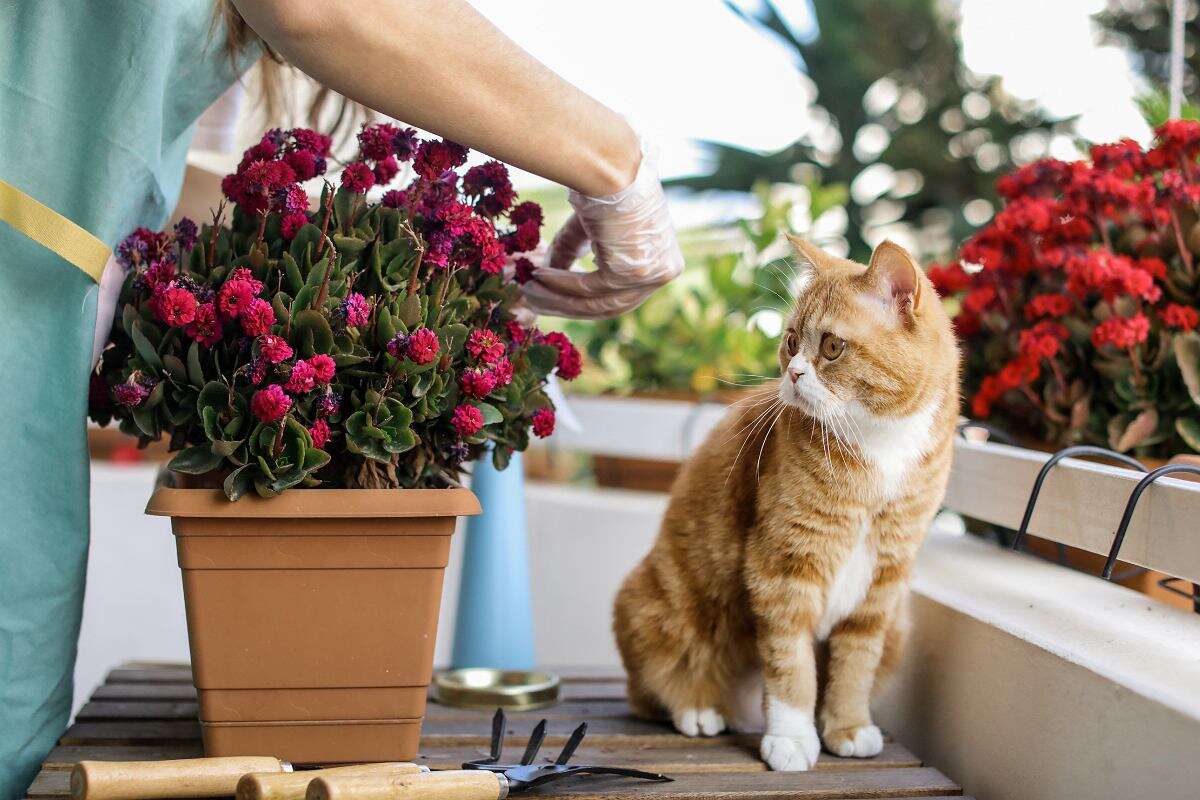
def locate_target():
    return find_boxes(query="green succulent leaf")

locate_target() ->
[292,309,335,356]
[162,355,187,384]
[1174,332,1200,407]
[186,341,204,386]
[1177,417,1200,452]
[131,323,163,371]
[476,402,503,426]
[168,445,225,475]
[222,465,252,501]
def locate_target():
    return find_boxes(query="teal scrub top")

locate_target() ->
[0,3,254,796]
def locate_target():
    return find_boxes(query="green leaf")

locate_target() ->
[222,465,252,501]
[528,344,559,378]
[186,341,204,386]
[1177,417,1200,452]
[167,445,224,475]
[132,407,157,438]
[211,438,245,457]
[492,445,512,471]
[162,355,187,383]
[289,223,323,268]
[397,293,422,327]
[281,252,304,294]
[444,323,468,356]
[131,323,163,371]
[1174,332,1200,406]
[476,402,503,426]
[291,309,335,356]
[197,381,228,415]
[333,235,367,257]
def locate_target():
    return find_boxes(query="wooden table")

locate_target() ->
[27,663,967,800]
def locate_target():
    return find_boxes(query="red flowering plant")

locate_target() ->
[89,124,580,499]
[931,120,1200,456]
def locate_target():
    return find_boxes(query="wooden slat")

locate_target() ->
[425,700,634,721]
[75,701,198,721]
[42,744,204,770]
[105,666,192,684]
[945,439,1200,583]
[91,683,197,701]
[60,721,200,744]
[413,742,920,773]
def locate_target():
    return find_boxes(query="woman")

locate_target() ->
[0,2,682,795]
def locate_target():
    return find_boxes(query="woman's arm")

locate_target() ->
[232,0,641,197]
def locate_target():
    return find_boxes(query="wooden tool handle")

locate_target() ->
[308,771,505,800]
[72,757,286,800]
[239,764,424,800]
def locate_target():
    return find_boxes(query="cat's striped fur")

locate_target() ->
[612,237,959,771]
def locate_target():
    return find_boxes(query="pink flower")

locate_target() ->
[218,279,257,319]
[381,189,408,209]
[460,367,497,398]
[240,298,275,337]
[284,149,320,181]
[157,287,198,327]
[507,321,529,345]
[406,327,440,364]
[373,156,400,185]
[341,161,376,194]
[113,381,149,408]
[340,293,371,327]
[463,160,515,217]
[316,392,340,418]
[186,302,222,347]
[284,360,316,394]
[309,418,331,448]
[281,212,308,240]
[308,353,336,384]
[227,268,265,294]
[251,384,292,423]
[142,259,176,290]
[1092,314,1150,350]
[466,329,505,364]
[541,331,582,380]
[490,358,513,387]
[532,407,555,438]
[358,123,400,161]
[452,404,484,436]
[258,334,293,363]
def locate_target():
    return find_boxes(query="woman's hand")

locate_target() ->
[521,141,684,319]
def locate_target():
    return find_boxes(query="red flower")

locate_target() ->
[1024,293,1073,320]
[258,334,293,364]
[309,418,331,449]
[186,302,222,347]
[927,262,971,296]
[284,149,320,181]
[490,358,514,387]
[1162,303,1199,330]
[251,384,292,423]
[414,138,468,180]
[541,331,582,380]
[406,327,440,364]
[451,404,484,436]
[531,407,555,438]
[506,320,529,345]
[358,123,401,161]
[281,212,308,240]
[1018,321,1068,360]
[240,298,275,337]
[466,329,505,364]
[460,367,497,398]
[218,279,257,320]
[157,287,197,327]
[373,156,400,185]
[463,161,515,217]
[341,162,375,194]
[962,285,997,314]
[1092,313,1150,349]
[513,257,536,285]
[308,354,336,384]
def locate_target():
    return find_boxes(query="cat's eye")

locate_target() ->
[820,333,845,360]
[785,331,799,356]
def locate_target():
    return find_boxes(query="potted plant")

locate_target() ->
[929,119,1200,607]
[89,124,580,763]
[560,180,846,490]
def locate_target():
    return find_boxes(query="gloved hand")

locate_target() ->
[91,254,124,366]
[521,139,684,320]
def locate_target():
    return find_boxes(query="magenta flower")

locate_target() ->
[463,160,515,217]
[308,354,336,384]
[227,268,265,294]
[316,392,340,418]
[113,381,149,408]
[240,298,275,337]
[218,279,256,320]
[289,128,333,157]
[532,407,555,438]
[284,149,320,181]
[392,127,419,161]
[251,384,292,424]
[340,162,375,194]
[309,418,331,449]
[358,123,400,161]
[258,334,293,364]
[158,287,198,328]
[466,329,505,364]
[281,212,308,240]
[541,331,582,380]
[413,138,468,180]
[186,302,222,347]
[509,201,543,228]
[284,359,316,394]
[340,293,371,328]
[451,404,484,436]
[381,189,408,209]
[460,367,497,399]
[513,257,535,285]
[373,156,400,185]
[173,218,198,251]
[490,358,513,387]
[406,328,440,364]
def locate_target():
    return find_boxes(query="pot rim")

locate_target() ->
[146,487,481,519]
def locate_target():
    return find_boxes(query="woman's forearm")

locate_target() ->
[233,0,641,197]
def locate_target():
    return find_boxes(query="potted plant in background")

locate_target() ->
[929,119,1200,607]
[559,180,846,490]
[88,124,579,762]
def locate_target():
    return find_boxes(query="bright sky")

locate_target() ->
[468,0,1151,183]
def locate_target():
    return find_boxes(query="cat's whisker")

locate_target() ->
[724,398,782,487]
[720,396,779,448]
[755,405,786,483]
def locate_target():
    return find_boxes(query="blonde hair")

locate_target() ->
[213,1,364,145]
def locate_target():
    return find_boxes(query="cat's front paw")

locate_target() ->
[760,729,821,771]
[822,724,883,758]
[672,707,726,737]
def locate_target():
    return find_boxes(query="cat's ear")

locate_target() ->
[786,234,829,288]
[864,239,922,319]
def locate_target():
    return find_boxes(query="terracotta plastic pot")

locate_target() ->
[146,487,481,764]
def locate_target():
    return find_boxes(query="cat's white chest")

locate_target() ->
[816,522,876,641]
[852,399,939,501]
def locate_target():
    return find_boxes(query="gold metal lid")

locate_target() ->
[433,668,560,711]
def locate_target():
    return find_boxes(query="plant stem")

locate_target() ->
[314,252,336,310]
[316,185,334,258]
[1169,205,1194,276]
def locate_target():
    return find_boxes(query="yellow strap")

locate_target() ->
[0,178,110,283]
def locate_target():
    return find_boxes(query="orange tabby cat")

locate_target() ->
[613,237,959,771]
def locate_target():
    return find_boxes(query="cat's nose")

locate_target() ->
[788,367,804,383]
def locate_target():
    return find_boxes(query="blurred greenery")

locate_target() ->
[1096,0,1200,98]
[670,0,1062,262]
[561,180,847,396]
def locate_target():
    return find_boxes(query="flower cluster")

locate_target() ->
[90,124,577,499]
[932,120,1200,455]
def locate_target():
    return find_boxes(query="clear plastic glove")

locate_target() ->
[521,139,684,320]
[91,254,124,366]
